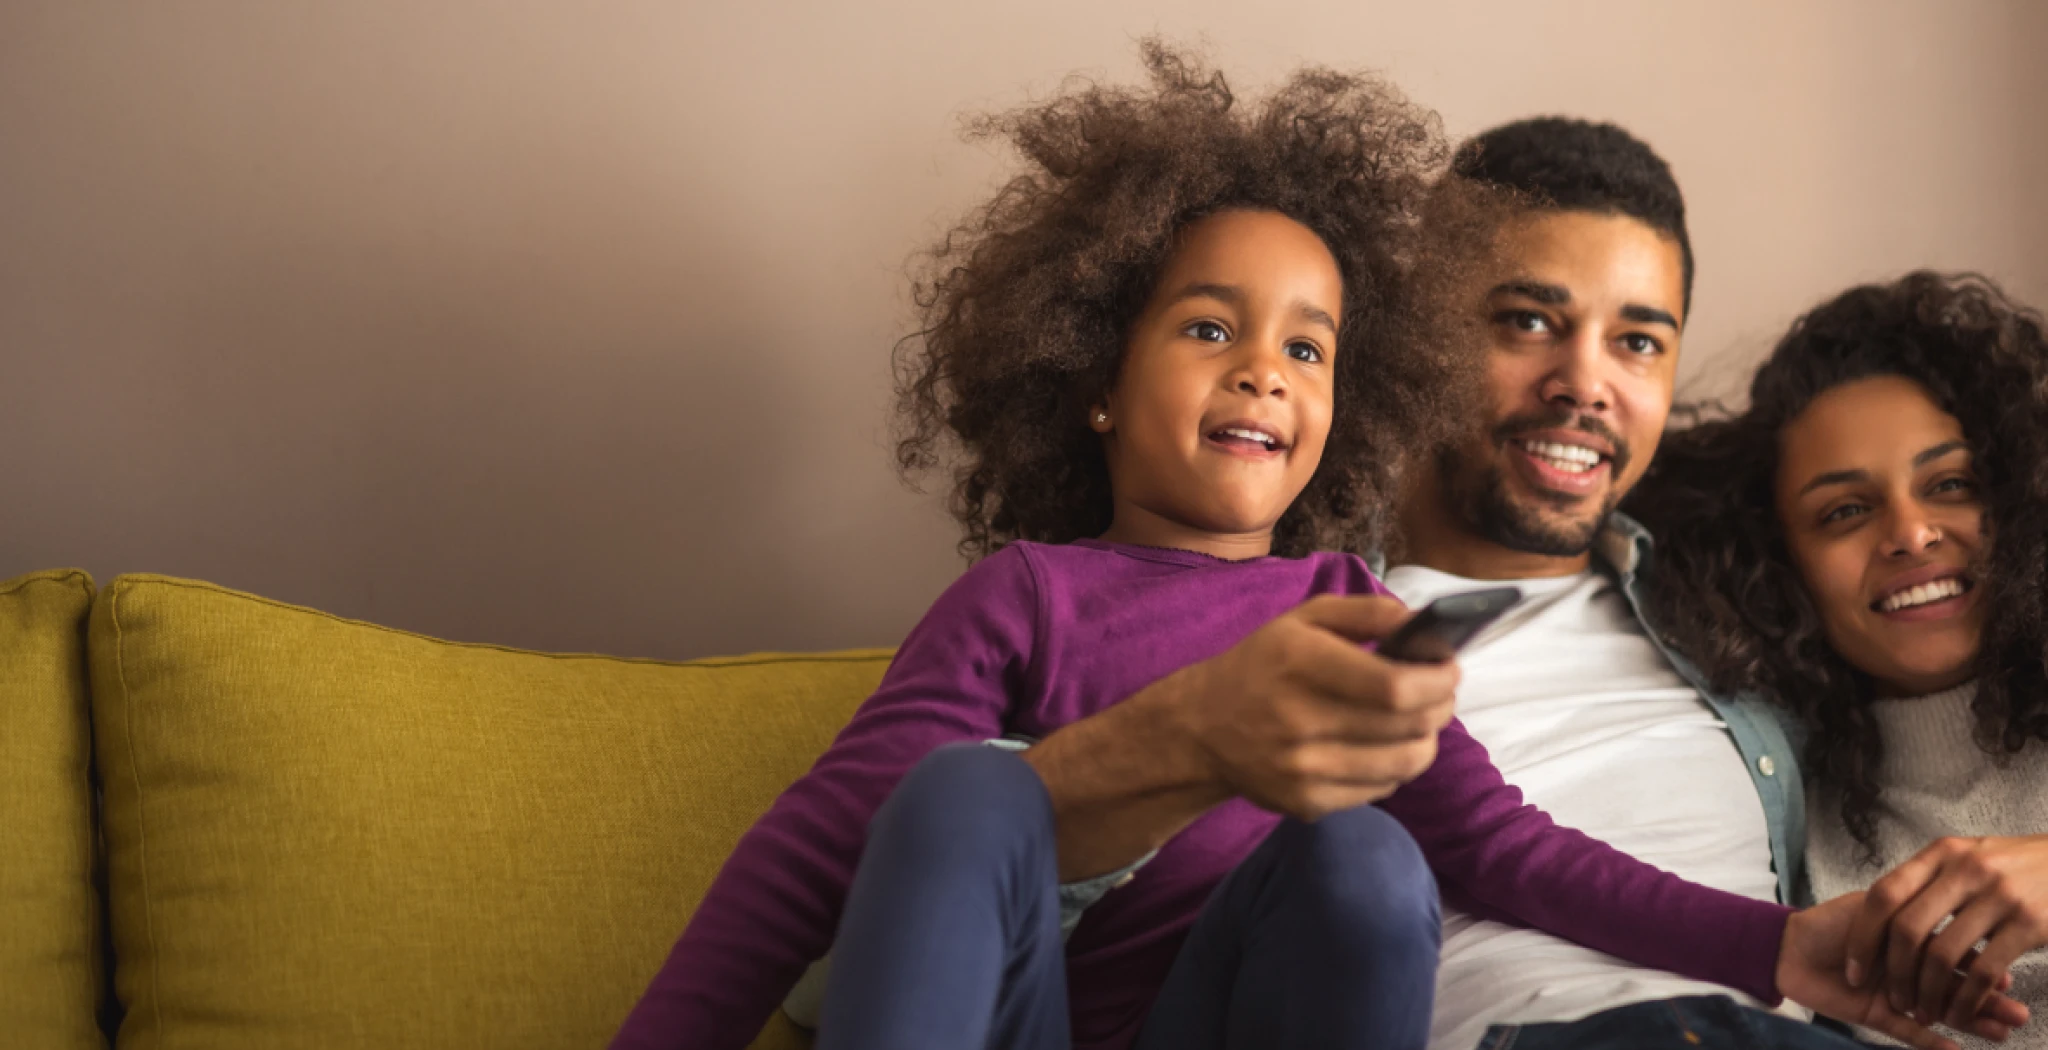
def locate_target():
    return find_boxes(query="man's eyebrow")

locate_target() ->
[1797,468,1870,497]
[1489,280,1570,306]
[1914,440,1969,467]
[1620,304,1680,329]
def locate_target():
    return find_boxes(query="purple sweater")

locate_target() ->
[613,540,1792,1050]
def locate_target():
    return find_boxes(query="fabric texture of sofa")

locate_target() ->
[4,568,874,1049]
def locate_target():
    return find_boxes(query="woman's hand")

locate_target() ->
[1845,834,2048,1031]
[1781,892,2026,1049]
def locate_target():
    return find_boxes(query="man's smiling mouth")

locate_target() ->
[1513,438,1606,475]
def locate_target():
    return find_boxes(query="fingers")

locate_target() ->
[1280,620,1459,729]
[1928,894,2012,1029]
[1950,923,2039,1030]
[1292,593,1415,643]
[1859,995,1960,1050]
[1849,847,1943,989]
[1882,844,1990,1014]
[1254,736,1444,820]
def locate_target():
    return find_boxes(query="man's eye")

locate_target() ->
[1821,503,1868,525]
[1285,341,1323,364]
[1620,333,1664,356]
[1186,321,1230,342]
[1501,311,1550,333]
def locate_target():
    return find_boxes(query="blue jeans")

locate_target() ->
[1474,996,1877,1050]
[818,744,1442,1050]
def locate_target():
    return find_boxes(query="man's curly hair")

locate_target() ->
[894,41,1500,560]
[1629,272,2048,860]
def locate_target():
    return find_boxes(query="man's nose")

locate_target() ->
[1538,331,1612,413]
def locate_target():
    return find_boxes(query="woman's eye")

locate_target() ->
[1821,503,1869,526]
[1620,332,1663,356]
[1930,476,1978,497]
[1186,321,1230,343]
[1285,341,1324,364]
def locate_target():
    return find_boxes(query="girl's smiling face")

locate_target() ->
[1775,374,1988,696]
[1093,209,1343,560]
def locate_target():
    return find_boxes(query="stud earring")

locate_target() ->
[1094,411,1109,425]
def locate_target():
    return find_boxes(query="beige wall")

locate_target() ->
[4,1,2043,659]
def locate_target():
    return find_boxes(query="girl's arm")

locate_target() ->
[609,548,1042,1050]
[1378,719,1790,1003]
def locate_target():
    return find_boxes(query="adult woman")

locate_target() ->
[1632,272,2048,1047]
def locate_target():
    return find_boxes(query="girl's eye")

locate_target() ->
[1619,332,1664,356]
[1821,502,1869,526]
[1285,341,1324,364]
[1186,321,1230,343]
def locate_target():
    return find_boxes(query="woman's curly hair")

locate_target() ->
[894,41,1500,559]
[1629,272,2048,860]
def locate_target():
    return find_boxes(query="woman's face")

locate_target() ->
[1775,375,1987,697]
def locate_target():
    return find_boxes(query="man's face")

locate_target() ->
[1436,210,1686,557]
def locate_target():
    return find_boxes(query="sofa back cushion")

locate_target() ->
[91,573,885,1049]
[0,569,106,1050]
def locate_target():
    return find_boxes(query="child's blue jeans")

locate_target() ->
[817,743,1442,1050]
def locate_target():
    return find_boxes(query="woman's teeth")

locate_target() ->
[1518,439,1602,474]
[1877,577,1969,613]
[1219,427,1279,450]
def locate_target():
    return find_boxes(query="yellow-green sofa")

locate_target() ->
[4,568,869,1050]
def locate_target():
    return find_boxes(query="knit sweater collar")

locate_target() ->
[1870,681,1981,783]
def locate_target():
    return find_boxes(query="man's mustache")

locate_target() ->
[1491,410,1632,477]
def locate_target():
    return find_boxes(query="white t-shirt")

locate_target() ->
[1383,565,1790,1050]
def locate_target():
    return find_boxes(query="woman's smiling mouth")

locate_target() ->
[1871,571,1974,620]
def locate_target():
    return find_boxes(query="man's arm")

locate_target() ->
[1024,594,1458,881]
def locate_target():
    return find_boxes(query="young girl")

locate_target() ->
[611,46,2000,1050]
[1635,272,2048,1046]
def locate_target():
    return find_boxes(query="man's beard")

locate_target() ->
[1437,410,1631,558]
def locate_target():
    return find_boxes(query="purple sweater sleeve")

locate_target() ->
[1378,719,1792,1005]
[610,548,1042,1050]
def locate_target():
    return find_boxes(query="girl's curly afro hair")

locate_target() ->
[894,41,1500,560]
[1630,271,2048,861]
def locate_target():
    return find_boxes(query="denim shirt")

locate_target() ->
[1585,513,1809,906]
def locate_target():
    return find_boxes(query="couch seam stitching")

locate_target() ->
[111,584,167,1040]
[110,577,892,668]
[0,568,92,598]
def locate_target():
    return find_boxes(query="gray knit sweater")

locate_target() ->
[1807,683,2048,1048]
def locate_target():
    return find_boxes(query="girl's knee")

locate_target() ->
[1273,806,1438,932]
[869,744,1053,863]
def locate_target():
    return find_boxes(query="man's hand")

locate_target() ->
[1843,835,2048,1031]
[1781,892,2027,1049]
[1022,594,1457,880]
[1163,594,1459,820]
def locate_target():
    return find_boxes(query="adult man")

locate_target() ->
[1383,117,2004,1050]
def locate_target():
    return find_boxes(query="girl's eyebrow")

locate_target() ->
[1162,282,1335,333]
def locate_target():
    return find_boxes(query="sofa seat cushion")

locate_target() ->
[91,573,883,1049]
[0,569,106,1050]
